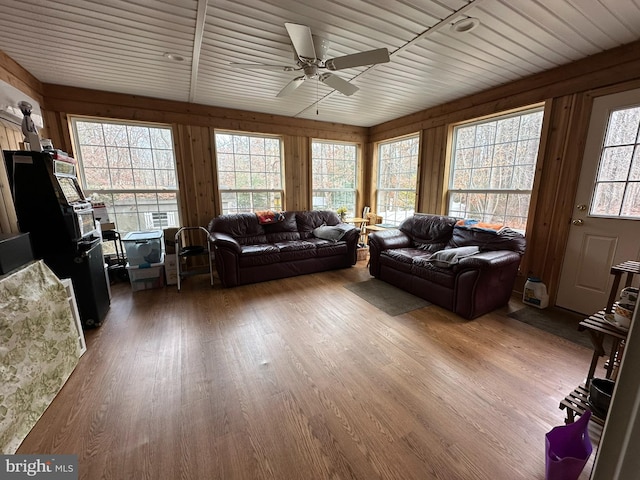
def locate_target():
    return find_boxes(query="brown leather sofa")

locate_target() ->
[208,210,359,287]
[368,214,526,319]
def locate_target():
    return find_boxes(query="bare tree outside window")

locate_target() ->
[448,108,544,231]
[71,118,180,235]
[215,132,283,214]
[591,106,640,218]
[377,136,419,225]
[312,140,357,215]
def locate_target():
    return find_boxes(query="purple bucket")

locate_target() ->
[545,410,593,480]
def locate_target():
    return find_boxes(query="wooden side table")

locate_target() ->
[559,260,637,424]
[604,260,640,313]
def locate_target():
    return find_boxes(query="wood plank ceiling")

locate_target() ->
[0,0,639,127]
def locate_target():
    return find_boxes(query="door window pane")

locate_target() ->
[591,105,640,218]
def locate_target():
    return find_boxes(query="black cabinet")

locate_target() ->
[3,149,110,327]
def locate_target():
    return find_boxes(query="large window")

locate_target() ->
[591,105,640,218]
[215,132,283,214]
[448,107,544,230]
[71,118,179,235]
[377,135,419,225]
[312,140,357,215]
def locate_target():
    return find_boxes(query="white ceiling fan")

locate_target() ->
[231,23,390,97]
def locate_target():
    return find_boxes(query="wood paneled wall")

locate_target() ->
[41,84,368,230]
[3,39,640,302]
[0,53,45,234]
[368,40,640,299]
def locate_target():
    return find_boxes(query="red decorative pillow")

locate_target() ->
[256,210,286,224]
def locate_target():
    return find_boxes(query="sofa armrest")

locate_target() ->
[369,229,411,251]
[368,230,411,277]
[457,250,521,270]
[210,232,242,254]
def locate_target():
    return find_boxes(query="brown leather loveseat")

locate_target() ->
[368,214,526,319]
[208,210,359,287]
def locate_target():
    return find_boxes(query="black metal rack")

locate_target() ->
[175,226,214,291]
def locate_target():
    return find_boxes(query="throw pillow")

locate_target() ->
[313,224,350,242]
[428,246,480,268]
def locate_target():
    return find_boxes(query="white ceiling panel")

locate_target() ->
[0,0,638,127]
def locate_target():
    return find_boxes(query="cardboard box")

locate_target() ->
[164,228,180,254]
[164,253,178,285]
[0,233,33,275]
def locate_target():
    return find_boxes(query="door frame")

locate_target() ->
[544,80,640,306]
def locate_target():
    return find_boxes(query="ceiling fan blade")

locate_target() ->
[285,23,316,61]
[276,76,305,97]
[229,63,298,72]
[325,48,390,70]
[319,73,359,96]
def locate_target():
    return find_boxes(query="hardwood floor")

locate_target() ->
[17,262,600,479]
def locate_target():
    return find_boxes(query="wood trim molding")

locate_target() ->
[42,84,367,142]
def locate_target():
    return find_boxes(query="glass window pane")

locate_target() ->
[592,182,625,216]
[215,132,284,214]
[604,107,640,146]
[621,182,640,217]
[597,146,633,181]
[448,107,543,231]
[311,140,357,214]
[377,136,418,225]
[591,106,640,218]
[72,118,179,235]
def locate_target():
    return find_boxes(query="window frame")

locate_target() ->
[311,139,359,215]
[69,116,180,235]
[214,130,285,215]
[446,106,545,231]
[376,134,420,226]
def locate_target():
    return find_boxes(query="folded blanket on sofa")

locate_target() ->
[255,210,286,224]
[455,219,505,233]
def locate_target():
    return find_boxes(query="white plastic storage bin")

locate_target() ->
[127,254,165,291]
[123,230,163,266]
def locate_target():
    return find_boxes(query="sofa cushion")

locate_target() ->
[306,238,349,257]
[264,211,301,242]
[238,244,280,267]
[428,246,480,268]
[411,258,456,288]
[274,240,317,261]
[208,213,267,245]
[399,214,458,252]
[296,210,342,239]
[380,248,428,273]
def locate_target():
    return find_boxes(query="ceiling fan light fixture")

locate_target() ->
[163,52,185,62]
[450,17,480,33]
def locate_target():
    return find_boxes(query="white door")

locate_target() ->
[556,89,640,315]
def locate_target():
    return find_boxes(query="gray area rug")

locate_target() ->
[508,306,597,348]
[344,279,431,316]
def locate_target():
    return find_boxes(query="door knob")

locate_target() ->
[576,204,587,211]
[572,219,584,226]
